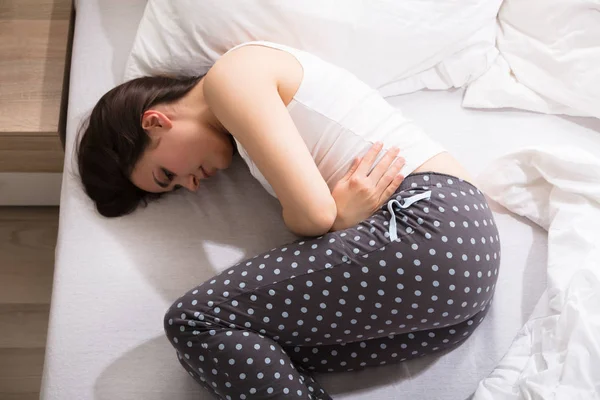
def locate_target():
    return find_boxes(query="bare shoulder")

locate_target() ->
[204,44,303,106]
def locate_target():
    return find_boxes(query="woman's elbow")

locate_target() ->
[309,199,337,233]
[283,198,337,236]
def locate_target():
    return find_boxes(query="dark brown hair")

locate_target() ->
[75,75,203,218]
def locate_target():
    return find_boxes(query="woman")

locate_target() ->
[77,41,500,399]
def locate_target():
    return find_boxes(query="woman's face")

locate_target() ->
[130,108,234,193]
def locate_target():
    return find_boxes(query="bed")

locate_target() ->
[40,1,600,399]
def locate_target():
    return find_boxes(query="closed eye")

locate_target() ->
[161,167,175,181]
[152,167,177,190]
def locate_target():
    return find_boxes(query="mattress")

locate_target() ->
[40,1,600,399]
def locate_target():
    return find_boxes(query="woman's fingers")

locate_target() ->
[349,142,405,208]
[375,156,405,195]
[343,157,362,181]
[369,146,400,182]
[356,142,384,176]
[380,173,405,204]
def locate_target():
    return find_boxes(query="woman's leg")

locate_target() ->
[284,304,491,373]
[163,172,500,399]
[171,328,327,399]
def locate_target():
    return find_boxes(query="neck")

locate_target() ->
[183,77,228,134]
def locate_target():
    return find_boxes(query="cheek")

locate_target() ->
[160,142,197,171]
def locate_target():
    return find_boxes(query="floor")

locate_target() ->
[0,207,59,400]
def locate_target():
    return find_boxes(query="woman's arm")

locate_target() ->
[203,46,337,237]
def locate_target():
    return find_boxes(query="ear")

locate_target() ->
[141,110,173,131]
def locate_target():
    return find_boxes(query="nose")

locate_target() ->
[181,174,200,192]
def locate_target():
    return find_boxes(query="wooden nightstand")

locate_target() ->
[0,0,74,205]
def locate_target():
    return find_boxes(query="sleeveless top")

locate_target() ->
[224,41,446,198]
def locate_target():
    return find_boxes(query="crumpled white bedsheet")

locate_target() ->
[472,147,600,400]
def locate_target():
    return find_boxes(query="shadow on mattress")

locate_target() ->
[93,335,451,399]
[105,157,296,302]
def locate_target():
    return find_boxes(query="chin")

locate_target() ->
[221,157,233,170]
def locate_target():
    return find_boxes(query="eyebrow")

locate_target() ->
[152,170,170,189]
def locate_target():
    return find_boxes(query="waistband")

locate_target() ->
[399,171,482,195]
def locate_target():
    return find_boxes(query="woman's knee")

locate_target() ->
[164,300,187,346]
[164,294,208,346]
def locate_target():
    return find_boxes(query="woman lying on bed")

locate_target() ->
[77,41,500,400]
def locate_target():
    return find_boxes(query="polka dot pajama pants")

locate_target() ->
[164,172,501,399]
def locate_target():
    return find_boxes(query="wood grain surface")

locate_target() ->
[0,207,58,398]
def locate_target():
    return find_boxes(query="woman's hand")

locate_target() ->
[330,142,405,232]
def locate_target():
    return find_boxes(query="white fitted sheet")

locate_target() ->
[41,1,600,399]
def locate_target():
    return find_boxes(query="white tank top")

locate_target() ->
[225,41,446,198]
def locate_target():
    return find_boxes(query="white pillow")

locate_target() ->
[463,0,600,119]
[124,0,502,97]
